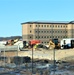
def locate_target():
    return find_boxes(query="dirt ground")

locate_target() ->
[1,48,74,62]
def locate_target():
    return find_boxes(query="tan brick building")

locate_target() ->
[21,21,74,44]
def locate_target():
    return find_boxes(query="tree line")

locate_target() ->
[0,36,22,41]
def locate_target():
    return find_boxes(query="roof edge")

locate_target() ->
[21,21,74,25]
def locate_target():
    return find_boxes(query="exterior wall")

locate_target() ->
[22,24,28,41]
[22,23,35,41]
[32,24,68,44]
[67,24,74,38]
[22,22,74,44]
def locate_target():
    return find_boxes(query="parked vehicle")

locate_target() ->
[60,38,74,49]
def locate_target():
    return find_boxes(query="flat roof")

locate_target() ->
[21,21,74,24]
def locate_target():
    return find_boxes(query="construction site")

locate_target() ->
[0,38,74,75]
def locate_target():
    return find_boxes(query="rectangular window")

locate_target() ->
[39,25,40,27]
[44,25,46,27]
[47,25,49,27]
[36,25,37,27]
[30,25,31,27]
[30,30,32,33]
[42,25,43,27]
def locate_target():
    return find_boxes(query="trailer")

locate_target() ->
[60,38,74,49]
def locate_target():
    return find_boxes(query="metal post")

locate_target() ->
[53,49,55,74]
[32,46,33,74]
[51,24,56,74]
[17,45,19,56]
[4,49,5,67]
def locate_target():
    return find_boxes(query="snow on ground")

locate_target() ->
[51,70,74,75]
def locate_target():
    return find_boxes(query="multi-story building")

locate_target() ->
[21,21,74,44]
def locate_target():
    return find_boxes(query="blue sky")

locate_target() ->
[0,0,74,37]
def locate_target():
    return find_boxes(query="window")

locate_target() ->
[55,25,57,27]
[63,36,65,38]
[47,31,49,33]
[36,36,37,38]
[30,36,32,38]
[58,25,59,27]
[30,30,32,33]
[55,36,57,38]
[39,31,40,33]
[35,31,37,33]
[44,25,46,27]
[53,31,54,33]
[30,25,31,27]
[44,31,46,33]
[55,31,57,33]
[41,36,43,38]
[47,25,49,27]
[42,25,43,27]
[63,25,65,27]
[50,36,51,38]
[58,31,59,33]
[41,31,43,33]
[36,25,37,27]
[47,42,49,43]
[44,36,46,38]
[45,42,46,43]
[39,25,40,27]
[38,36,40,38]
[66,31,67,33]
[66,25,67,27]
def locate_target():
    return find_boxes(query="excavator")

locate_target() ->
[5,38,19,46]
[49,39,61,49]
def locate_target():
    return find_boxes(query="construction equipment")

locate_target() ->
[5,38,19,46]
[28,40,41,48]
[49,39,61,49]
[0,38,23,51]
[22,40,41,49]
